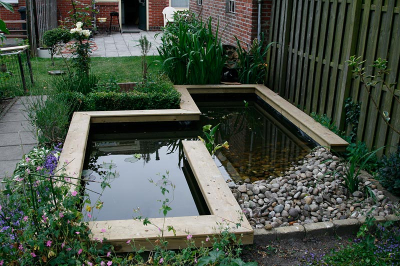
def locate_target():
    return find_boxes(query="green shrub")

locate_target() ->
[23,95,78,144]
[41,28,71,65]
[346,141,379,173]
[378,146,400,195]
[84,89,181,111]
[158,11,225,85]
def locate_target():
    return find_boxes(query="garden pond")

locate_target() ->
[82,94,317,221]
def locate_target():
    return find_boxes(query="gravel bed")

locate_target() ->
[228,147,396,229]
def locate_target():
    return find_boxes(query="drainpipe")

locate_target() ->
[257,0,262,40]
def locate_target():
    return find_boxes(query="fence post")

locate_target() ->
[334,0,363,130]
[278,0,293,97]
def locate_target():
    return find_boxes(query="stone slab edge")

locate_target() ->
[254,215,400,241]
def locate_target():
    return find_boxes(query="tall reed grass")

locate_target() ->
[158,11,225,85]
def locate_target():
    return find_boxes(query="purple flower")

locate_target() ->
[71,191,78,196]
[187,234,192,240]
[78,248,82,255]
[159,258,164,264]
[46,240,52,247]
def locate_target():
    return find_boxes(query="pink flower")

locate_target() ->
[107,251,111,257]
[101,262,105,266]
[61,242,65,249]
[126,240,131,244]
[187,234,192,240]
[0,260,3,266]
[59,212,64,218]
[42,214,48,223]
[87,213,92,218]
[23,216,28,222]
[31,253,36,257]
[107,262,112,266]
[71,191,78,196]
[65,177,71,182]
[206,236,210,242]
[78,249,82,255]
[0,205,1,212]
[26,169,30,174]
[76,232,80,235]
[67,248,72,251]
[46,240,52,247]
[101,228,106,233]
[25,157,30,162]
[18,244,23,250]
[36,166,43,171]
[159,258,164,264]
[87,263,93,266]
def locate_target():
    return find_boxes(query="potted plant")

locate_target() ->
[39,28,71,64]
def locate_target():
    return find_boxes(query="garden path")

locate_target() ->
[89,31,161,57]
[0,97,37,188]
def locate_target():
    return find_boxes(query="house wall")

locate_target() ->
[148,0,169,30]
[0,0,26,30]
[189,0,272,46]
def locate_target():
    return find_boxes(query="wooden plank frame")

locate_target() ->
[58,84,348,252]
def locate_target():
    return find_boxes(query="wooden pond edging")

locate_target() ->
[57,84,348,251]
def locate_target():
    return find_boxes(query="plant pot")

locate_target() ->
[118,82,137,92]
[37,47,51,58]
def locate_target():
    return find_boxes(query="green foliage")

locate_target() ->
[199,124,229,156]
[158,11,225,85]
[344,97,361,143]
[338,147,381,193]
[346,141,379,173]
[0,1,13,43]
[42,28,71,65]
[234,34,274,84]
[138,35,151,81]
[0,146,113,265]
[303,214,400,266]
[23,95,78,145]
[377,146,400,195]
[54,73,99,95]
[83,83,181,111]
[348,56,400,137]
[311,112,351,142]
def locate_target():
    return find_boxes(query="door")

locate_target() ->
[138,0,146,30]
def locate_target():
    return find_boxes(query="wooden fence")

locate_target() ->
[267,0,400,155]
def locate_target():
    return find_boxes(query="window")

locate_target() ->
[197,0,202,5]
[171,0,189,8]
[226,0,235,13]
[2,0,18,3]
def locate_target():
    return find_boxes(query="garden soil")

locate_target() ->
[241,233,356,265]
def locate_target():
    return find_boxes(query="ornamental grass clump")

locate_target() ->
[158,11,225,85]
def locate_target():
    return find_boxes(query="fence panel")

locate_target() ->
[267,0,400,155]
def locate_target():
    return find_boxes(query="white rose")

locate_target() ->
[70,28,76,34]
[76,22,83,29]
[82,30,91,37]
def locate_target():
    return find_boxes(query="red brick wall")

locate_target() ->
[96,2,119,29]
[189,0,272,46]
[0,0,26,30]
[148,0,169,30]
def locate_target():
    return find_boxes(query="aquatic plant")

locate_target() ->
[198,124,229,156]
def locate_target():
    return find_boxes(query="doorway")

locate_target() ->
[121,0,146,32]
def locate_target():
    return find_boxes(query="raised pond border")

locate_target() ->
[58,84,349,251]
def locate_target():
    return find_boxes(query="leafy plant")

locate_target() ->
[198,124,229,156]
[42,28,72,66]
[346,141,379,173]
[338,148,382,193]
[348,56,400,137]
[235,34,274,84]
[158,11,225,85]
[377,146,400,195]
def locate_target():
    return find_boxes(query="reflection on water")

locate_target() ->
[82,124,208,221]
[82,95,316,220]
[196,94,315,183]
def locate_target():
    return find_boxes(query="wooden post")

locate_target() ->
[25,0,34,55]
[31,0,40,48]
[26,49,34,85]
[334,0,363,130]
[17,53,27,93]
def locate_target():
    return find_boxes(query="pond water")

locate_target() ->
[82,94,316,221]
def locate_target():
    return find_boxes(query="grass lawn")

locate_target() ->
[3,56,162,96]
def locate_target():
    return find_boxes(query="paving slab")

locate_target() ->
[0,121,33,134]
[1,112,27,122]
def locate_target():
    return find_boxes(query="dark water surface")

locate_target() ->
[82,94,316,221]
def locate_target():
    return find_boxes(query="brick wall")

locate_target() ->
[189,0,272,46]
[96,2,119,29]
[0,0,26,30]
[148,0,169,30]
